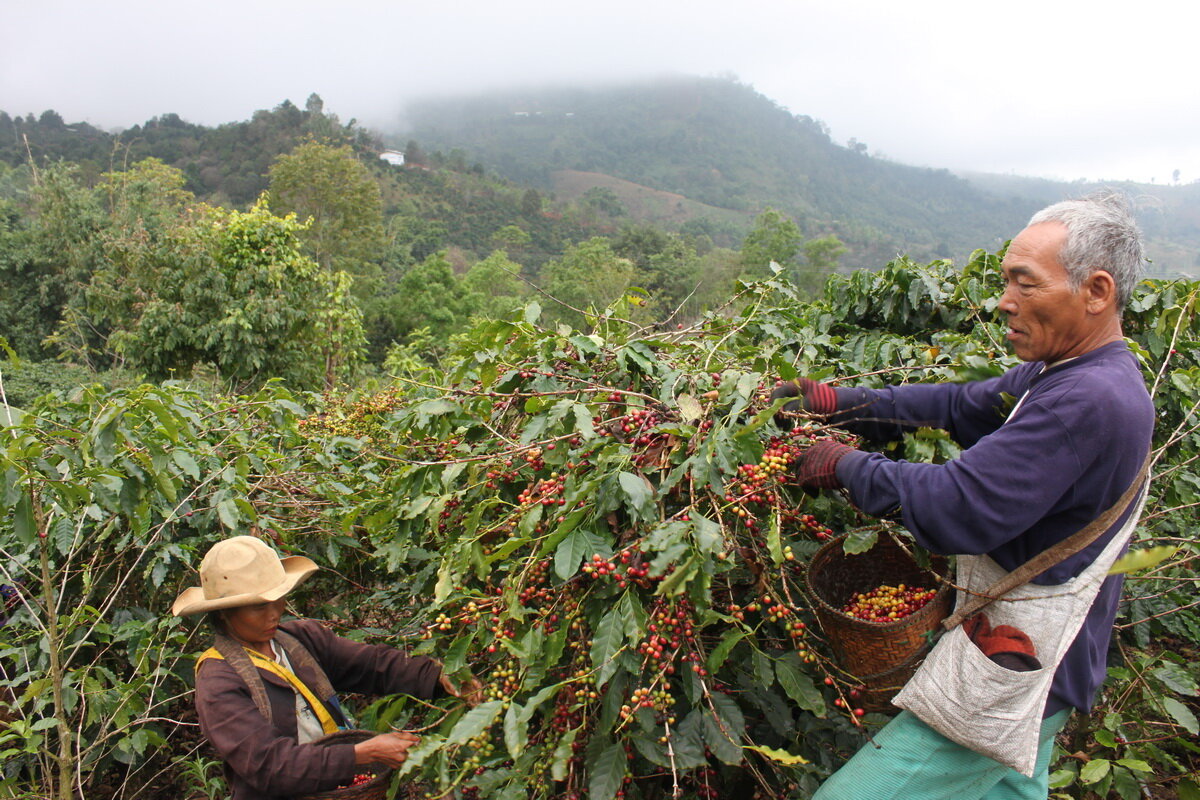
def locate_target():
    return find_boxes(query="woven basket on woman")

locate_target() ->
[295,730,394,800]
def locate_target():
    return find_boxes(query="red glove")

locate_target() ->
[792,440,854,489]
[769,378,838,429]
[963,613,1042,672]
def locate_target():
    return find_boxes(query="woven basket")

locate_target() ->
[806,533,952,711]
[295,730,393,800]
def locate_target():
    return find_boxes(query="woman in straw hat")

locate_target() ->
[173,535,481,800]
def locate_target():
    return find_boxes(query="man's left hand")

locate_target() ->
[792,440,855,489]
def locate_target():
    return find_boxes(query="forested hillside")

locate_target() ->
[0,97,595,265]
[399,76,1199,274]
[0,105,788,400]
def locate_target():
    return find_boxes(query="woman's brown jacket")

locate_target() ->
[195,618,442,800]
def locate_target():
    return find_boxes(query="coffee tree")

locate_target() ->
[283,252,1185,799]
[0,380,349,798]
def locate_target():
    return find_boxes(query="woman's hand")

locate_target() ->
[353,731,420,767]
[439,670,484,706]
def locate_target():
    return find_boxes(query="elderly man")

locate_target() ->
[779,193,1153,799]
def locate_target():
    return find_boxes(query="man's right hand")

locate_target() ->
[769,378,838,428]
[354,731,421,767]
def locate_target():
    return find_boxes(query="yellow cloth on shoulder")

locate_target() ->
[197,646,339,735]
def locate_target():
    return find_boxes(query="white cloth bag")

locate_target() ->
[892,486,1147,776]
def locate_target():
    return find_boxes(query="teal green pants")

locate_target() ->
[812,709,1071,800]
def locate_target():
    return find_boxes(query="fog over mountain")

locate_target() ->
[3,0,1196,185]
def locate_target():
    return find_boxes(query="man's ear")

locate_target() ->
[1084,270,1118,314]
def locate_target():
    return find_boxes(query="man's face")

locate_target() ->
[999,222,1099,363]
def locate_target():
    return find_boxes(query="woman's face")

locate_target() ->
[222,598,286,648]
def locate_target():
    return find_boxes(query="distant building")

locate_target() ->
[379,150,405,166]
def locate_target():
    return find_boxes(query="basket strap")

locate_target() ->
[942,451,1152,631]
[205,634,275,724]
[243,647,340,735]
[275,629,339,714]
[200,631,342,733]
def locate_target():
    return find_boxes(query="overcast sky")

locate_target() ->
[2,0,1195,185]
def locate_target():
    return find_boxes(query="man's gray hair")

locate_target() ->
[1028,191,1144,309]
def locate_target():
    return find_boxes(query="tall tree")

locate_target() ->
[461,250,527,320]
[540,237,641,329]
[795,233,848,296]
[87,198,364,389]
[29,163,110,366]
[267,140,385,280]
[740,208,802,275]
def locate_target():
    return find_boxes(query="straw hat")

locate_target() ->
[172,535,318,616]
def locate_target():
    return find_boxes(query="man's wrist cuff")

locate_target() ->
[796,379,838,415]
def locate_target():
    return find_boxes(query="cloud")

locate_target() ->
[2,0,1196,183]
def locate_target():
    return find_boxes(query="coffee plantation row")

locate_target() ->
[1,252,1197,799]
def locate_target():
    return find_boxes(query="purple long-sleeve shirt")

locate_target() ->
[831,340,1153,716]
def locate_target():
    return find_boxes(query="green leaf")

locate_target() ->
[689,514,722,554]
[842,528,878,554]
[707,629,746,673]
[12,492,35,544]
[441,631,475,675]
[1114,758,1151,773]
[1154,662,1199,696]
[1179,778,1200,800]
[1163,697,1199,734]
[1110,766,1142,800]
[550,727,580,781]
[572,403,596,439]
[1079,758,1111,784]
[518,683,560,724]
[704,693,745,764]
[1093,728,1118,748]
[592,602,627,686]
[767,508,782,564]
[216,498,240,529]
[434,562,456,605]
[523,301,541,324]
[1047,768,1076,789]
[445,701,504,746]
[588,738,628,800]
[775,656,826,716]
[670,710,708,768]
[503,701,528,758]
[171,449,200,479]
[618,471,653,517]
[440,461,467,489]
[393,733,445,778]
[1108,545,1178,575]
[554,529,591,580]
[654,554,697,596]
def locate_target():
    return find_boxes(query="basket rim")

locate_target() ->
[294,729,395,800]
[805,532,952,628]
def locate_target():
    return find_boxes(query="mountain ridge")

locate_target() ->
[397,75,1197,274]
